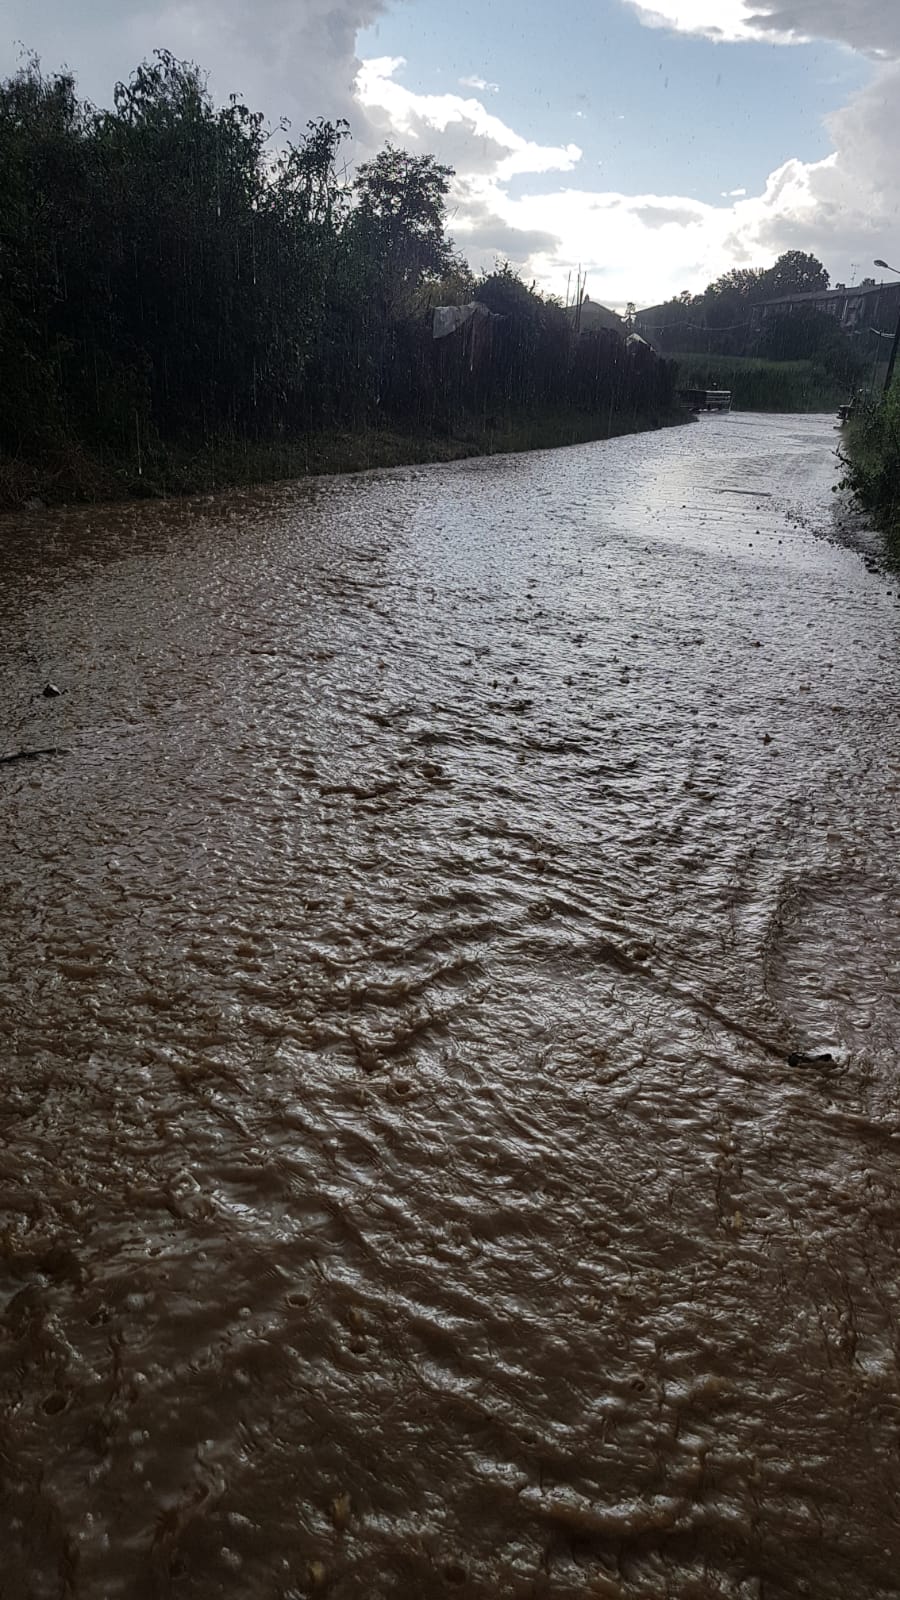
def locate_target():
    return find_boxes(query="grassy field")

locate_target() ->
[672,353,848,413]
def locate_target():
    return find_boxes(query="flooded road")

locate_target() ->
[1,412,899,1599]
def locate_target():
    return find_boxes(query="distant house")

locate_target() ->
[566,296,626,337]
[748,280,900,335]
[636,278,900,357]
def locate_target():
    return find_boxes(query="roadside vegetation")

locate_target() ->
[671,354,849,413]
[640,253,870,413]
[0,52,680,510]
[841,387,900,555]
[643,254,832,355]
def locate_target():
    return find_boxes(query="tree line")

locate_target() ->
[638,252,867,386]
[0,52,677,503]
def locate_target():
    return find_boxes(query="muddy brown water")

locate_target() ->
[1,412,899,1599]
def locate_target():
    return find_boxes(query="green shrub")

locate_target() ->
[842,386,900,551]
[0,52,680,507]
[672,354,848,413]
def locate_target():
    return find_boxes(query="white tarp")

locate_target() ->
[433,301,494,339]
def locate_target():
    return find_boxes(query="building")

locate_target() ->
[635,278,900,364]
[565,296,626,337]
[749,279,900,336]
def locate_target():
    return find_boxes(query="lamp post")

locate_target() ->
[874,259,900,393]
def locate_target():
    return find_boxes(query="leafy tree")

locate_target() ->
[760,251,830,299]
[0,59,98,446]
[673,252,834,357]
[0,52,677,504]
[352,146,455,302]
[476,261,546,321]
[706,267,767,304]
[413,259,477,311]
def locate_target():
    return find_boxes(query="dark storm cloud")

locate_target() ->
[747,0,900,57]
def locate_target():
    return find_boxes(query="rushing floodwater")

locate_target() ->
[1,413,899,1600]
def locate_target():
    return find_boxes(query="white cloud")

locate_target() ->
[3,0,898,317]
[0,0,389,135]
[747,60,900,267]
[356,55,743,296]
[747,2,900,56]
[623,0,900,56]
[357,24,900,311]
[356,57,581,180]
[355,57,588,270]
[624,1,778,44]
[483,184,761,304]
[602,0,900,302]
[459,74,499,93]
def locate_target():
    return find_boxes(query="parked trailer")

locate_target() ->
[680,389,733,413]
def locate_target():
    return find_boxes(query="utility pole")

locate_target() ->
[885,316,900,394]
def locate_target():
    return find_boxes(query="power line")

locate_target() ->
[636,319,753,334]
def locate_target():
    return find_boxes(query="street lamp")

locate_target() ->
[874,260,900,391]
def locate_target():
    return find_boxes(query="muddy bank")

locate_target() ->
[0,407,690,512]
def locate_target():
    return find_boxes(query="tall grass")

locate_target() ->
[672,354,848,413]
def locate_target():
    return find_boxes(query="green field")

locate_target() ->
[672,354,848,413]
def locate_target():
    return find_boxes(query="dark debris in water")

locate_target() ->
[0,746,70,766]
[787,1049,838,1069]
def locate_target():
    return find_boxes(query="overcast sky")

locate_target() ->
[2,0,898,308]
